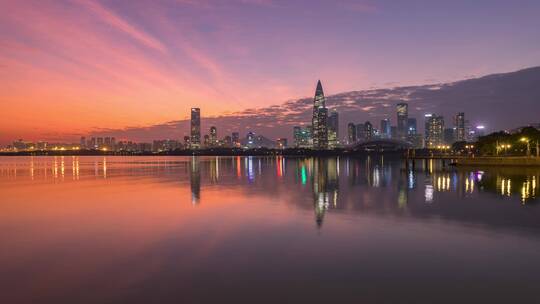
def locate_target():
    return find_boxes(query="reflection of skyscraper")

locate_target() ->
[190,108,201,149]
[327,109,339,148]
[190,157,200,205]
[311,157,339,228]
[397,103,408,140]
[312,80,328,150]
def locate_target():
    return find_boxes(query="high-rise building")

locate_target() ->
[190,108,201,149]
[444,128,455,145]
[232,132,240,147]
[424,114,444,148]
[293,126,312,148]
[407,118,417,135]
[396,103,408,140]
[454,112,465,142]
[327,109,339,148]
[223,136,232,147]
[380,119,391,139]
[312,80,328,150]
[203,134,210,147]
[210,126,217,146]
[246,132,255,148]
[347,123,357,144]
[356,124,365,141]
[364,121,373,140]
[80,137,86,149]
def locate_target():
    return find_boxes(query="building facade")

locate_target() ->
[190,108,201,149]
[396,103,408,140]
[347,123,357,144]
[312,80,328,150]
[327,109,339,148]
[424,114,445,148]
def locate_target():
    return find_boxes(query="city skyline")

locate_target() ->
[2,0,540,145]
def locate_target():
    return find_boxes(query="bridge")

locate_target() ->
[351,139,412,151]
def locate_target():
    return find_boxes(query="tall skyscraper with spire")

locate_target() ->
[312,80,328,150]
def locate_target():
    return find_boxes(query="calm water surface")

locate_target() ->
[1,155,540,303]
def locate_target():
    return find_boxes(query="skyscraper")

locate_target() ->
[454,112,465,142]
[424,114,444,148]
[210,126,217,146]
[190,108,201,149]
[407,118,417,135]
[380,119,391,139]
[327,109,339,148]
[293,126,312,148]
[312,80,328,150]
[364,121,373,140]
[347,123,357,144]
[396,103,408,140]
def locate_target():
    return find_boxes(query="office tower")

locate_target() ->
[246,132,255,148]
[190,108,201,149]
[312,80,328,150]
[424,114,444,148]
[396,103,408,140]
[224,136,232,147]
[204,134,210,147]
[390,126,397,139]
[80,137,86,149]
[277,138,288,149]
[347,123,357,144]
[380,119,391,139]
[407,118,417,135]
[364,121,373,140]
[232,132,240,147]
[327,109,339,148]
[90,137,96,149]
[293,126,312,148]
[356,124,365,141]
[210,126,217,146]
[97,137,104,148]
[454,112,465,141]
[444,128,455,145]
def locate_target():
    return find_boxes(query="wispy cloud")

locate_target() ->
[77,0,167,53]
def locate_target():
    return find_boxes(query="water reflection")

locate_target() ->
[3,155,540,303]
[1,155,540,231]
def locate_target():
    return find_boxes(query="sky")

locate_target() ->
[1,0,540,144]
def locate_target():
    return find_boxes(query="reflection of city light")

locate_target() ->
[236,156,241,177]
[408,170,415,189]
[425,185,433,203]
[103,157,107,179]
[373,167,380,187]
[247,156,254,182]
[301,166,307,185]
